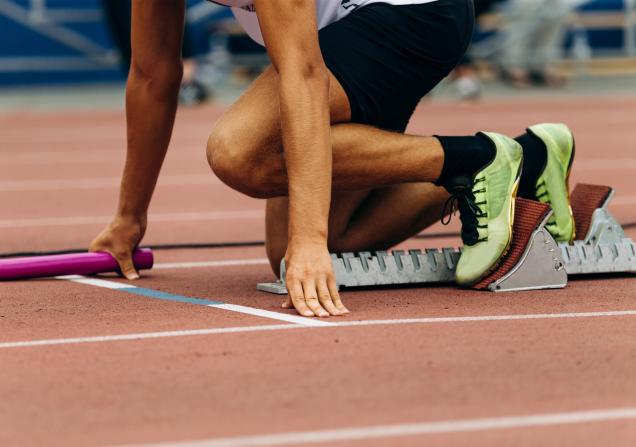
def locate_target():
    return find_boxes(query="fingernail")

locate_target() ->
[128,273,140,280]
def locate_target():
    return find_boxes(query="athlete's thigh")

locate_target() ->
[212,65,351,156]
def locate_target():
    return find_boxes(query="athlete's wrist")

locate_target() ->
[114,206,147,226]
[288,228,328,248]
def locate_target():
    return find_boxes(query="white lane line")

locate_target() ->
[60,276,332,328]
[334,310,636,326]
[1,155,633,169]
[154,259,269,270]
[1,198,631,229]
[0,325,298,349]
[0,174,220,192]
[58,275,132,290]
[1,125,211,143]
[118,407,636,447]
[0,191,631,230]
[0,150,201,165]
[209,304,329,326]
[4,309,636,349]
[0,210,263,228]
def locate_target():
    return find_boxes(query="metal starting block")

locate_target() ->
[257,184,635,295]
[257,247,462,295]
[561,187,636,275]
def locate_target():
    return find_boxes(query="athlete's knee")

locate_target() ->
[206,127,242,182]
[206,128,272,198]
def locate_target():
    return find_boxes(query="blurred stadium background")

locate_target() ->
[0,0,634,103]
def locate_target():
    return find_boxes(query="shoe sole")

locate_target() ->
[548,128,576,244]
[565,139,576,242]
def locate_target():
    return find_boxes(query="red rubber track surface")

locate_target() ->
[1,97,636,446]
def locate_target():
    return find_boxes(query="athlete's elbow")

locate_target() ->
[300,60,329,84]
[129,58,183,97]
[277,56,330,88]
[305,64,330,93]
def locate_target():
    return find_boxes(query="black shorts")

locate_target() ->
[319,0,475,132]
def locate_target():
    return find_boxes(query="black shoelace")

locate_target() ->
[441,177,488,246]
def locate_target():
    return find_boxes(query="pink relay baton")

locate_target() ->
[0,249,154,280]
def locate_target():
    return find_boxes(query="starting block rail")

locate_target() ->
[257,184,635,295]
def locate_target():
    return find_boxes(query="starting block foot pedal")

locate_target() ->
[473,198,567,292]
[570,183,628,246]
[257,247,461,295]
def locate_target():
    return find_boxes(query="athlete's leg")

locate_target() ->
[207,66,444,199]
[266,184,449,276]
[206,66,450,274]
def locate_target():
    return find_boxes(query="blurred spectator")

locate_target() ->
[101,0,208,105]
[453,0,504,100]
[497,0,587,87]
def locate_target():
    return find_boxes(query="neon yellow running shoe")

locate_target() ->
[527,123,576,243]
[445,133,523,287]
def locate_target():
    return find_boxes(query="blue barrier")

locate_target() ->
[0,0,632,87]
[0,0,230,86]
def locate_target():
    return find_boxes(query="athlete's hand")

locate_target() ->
[282,241,349,317]
[89,215,147,280]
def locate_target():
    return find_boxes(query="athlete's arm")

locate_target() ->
[90,0,186,279]
[254,0,348,317]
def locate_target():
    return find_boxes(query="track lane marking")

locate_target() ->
[116,407,636,447]
[0,210,263,228]
[2,195,634,229]
[154,259,270,270]
[59,275,332,327]
[209,303,325,325]
[0,150,200,165]
[0,325,299,349]
[58,275,133,290]
[0,174,222,192]
[4,309,636,349]
[3,153,635,167]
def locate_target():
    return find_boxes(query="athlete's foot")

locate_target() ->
[522,123,576,243]
[439,133,523,286]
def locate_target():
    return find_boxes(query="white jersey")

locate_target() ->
[210,1,439,45]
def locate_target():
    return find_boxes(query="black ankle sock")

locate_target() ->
[435,134,496,191]
[515,131,547,200]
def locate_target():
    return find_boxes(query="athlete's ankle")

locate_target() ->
[434,134,496,192]
[515,130,547,200]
